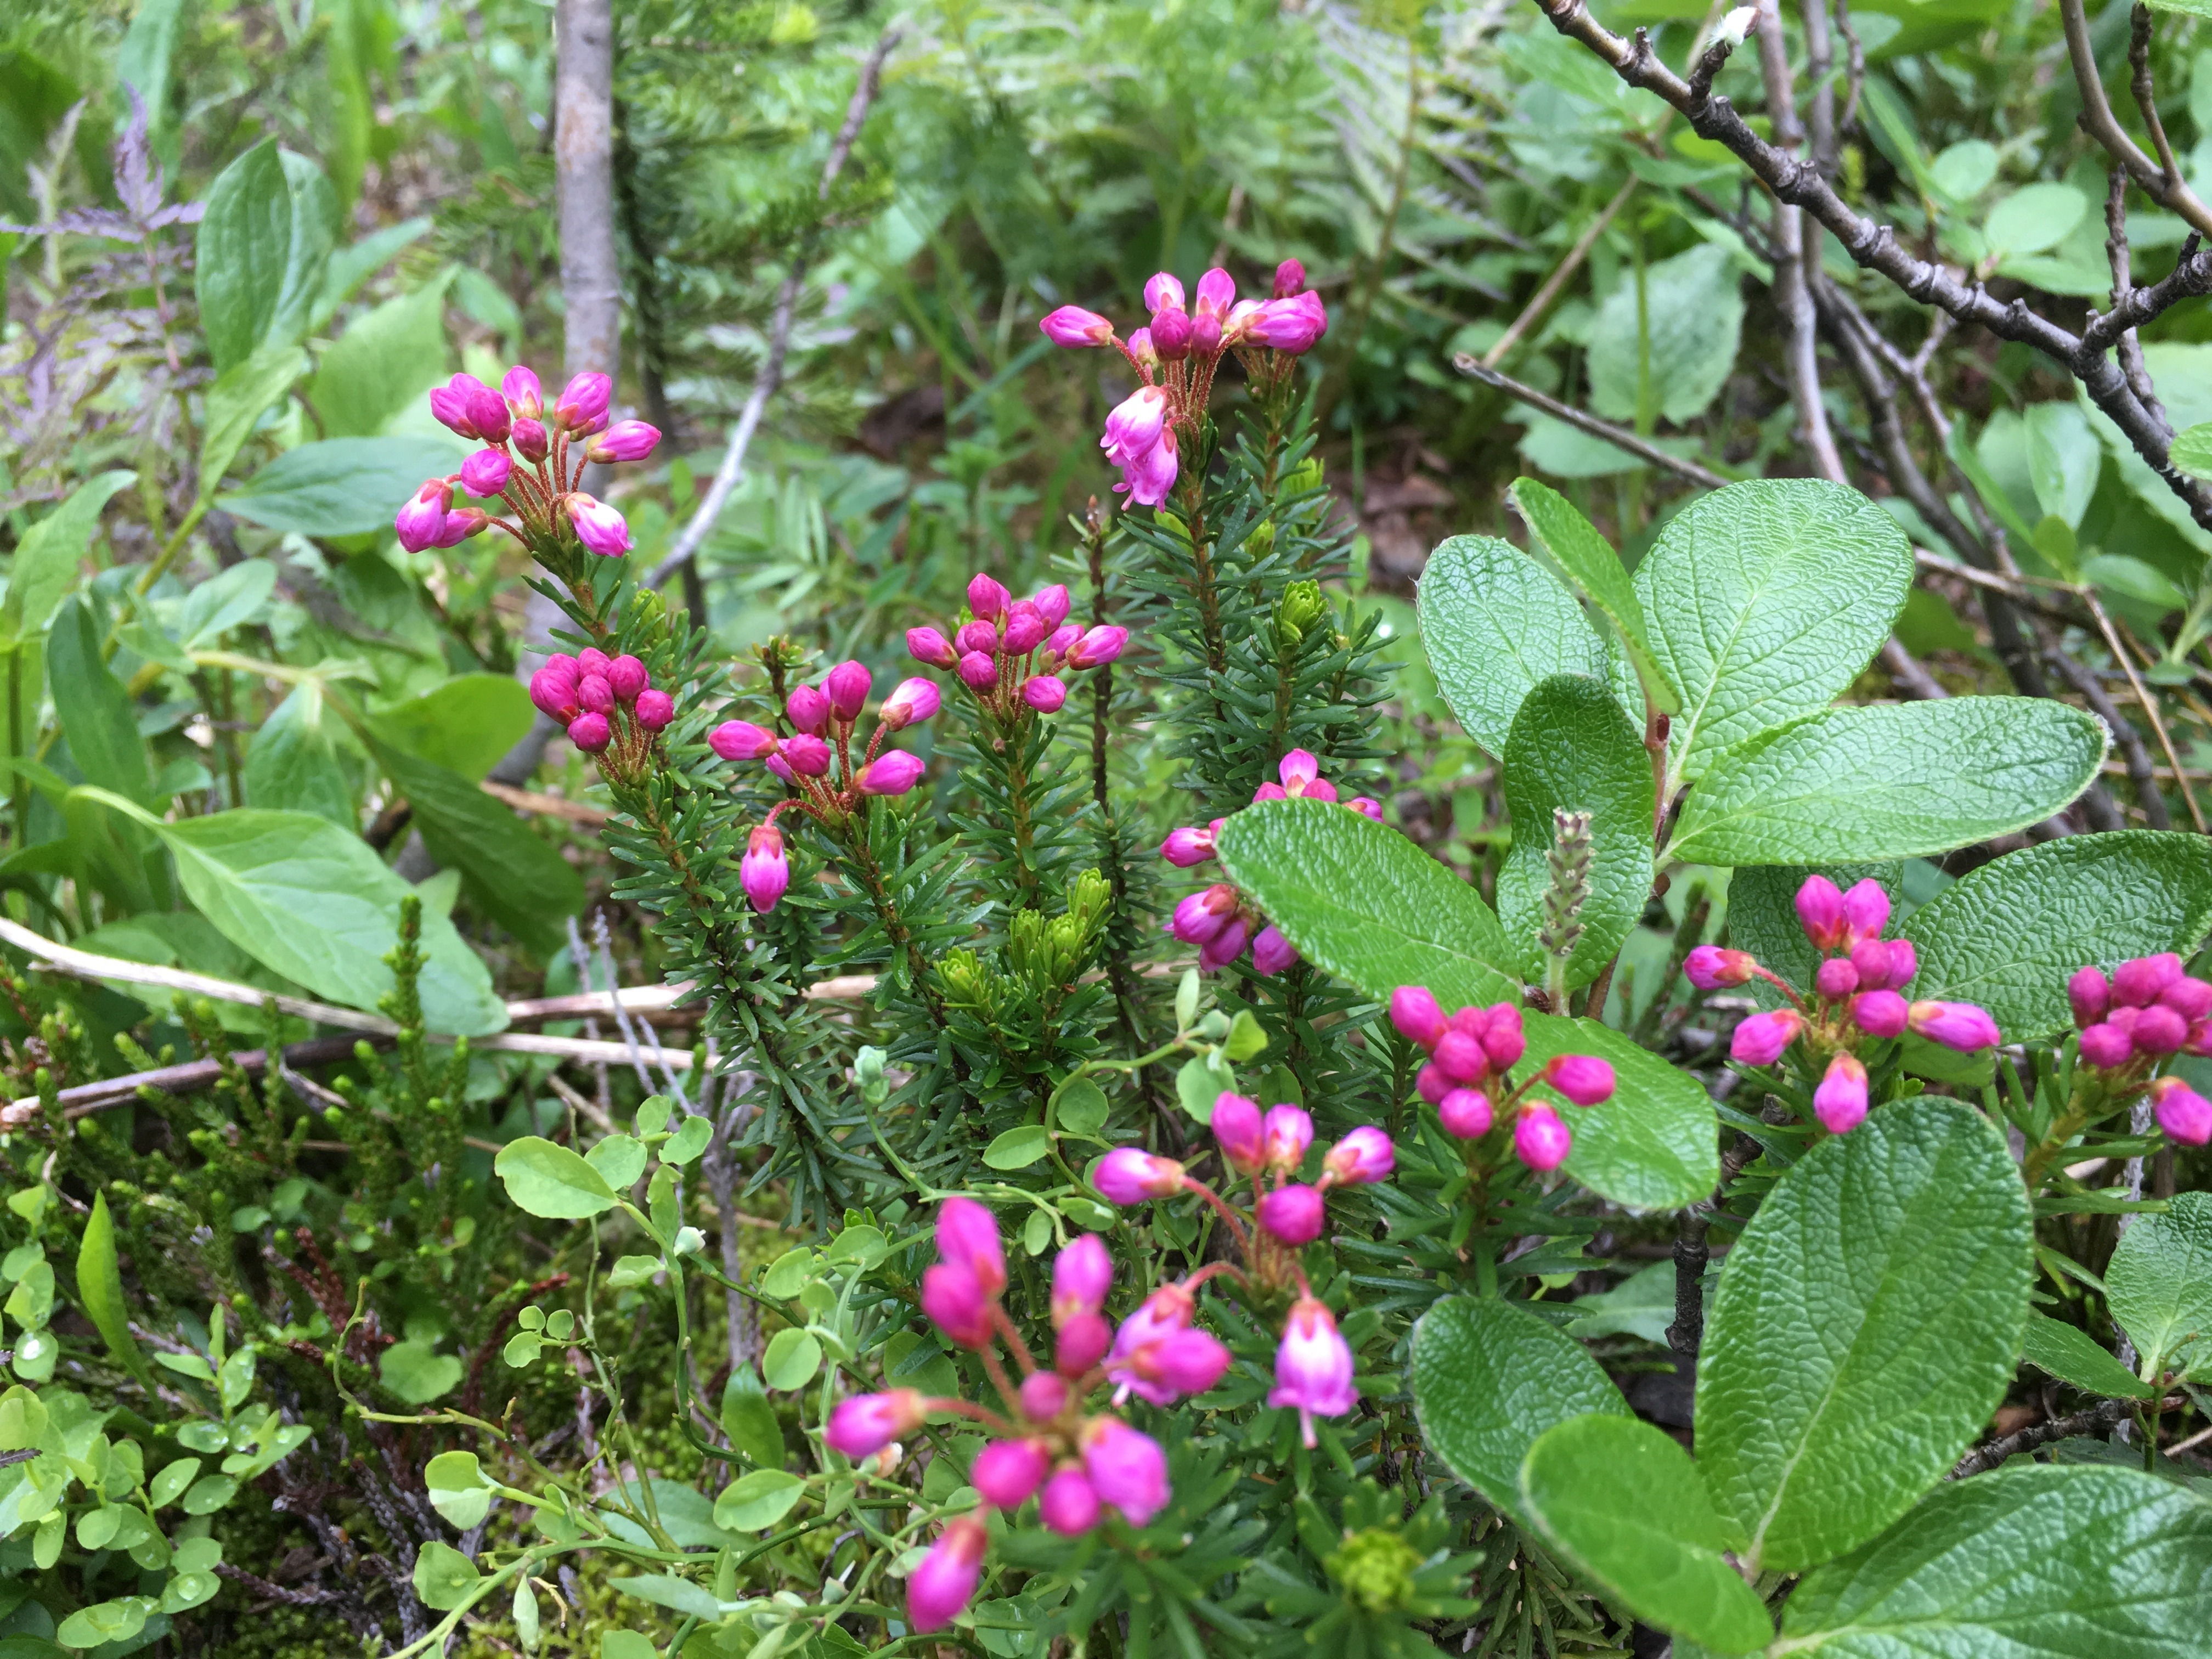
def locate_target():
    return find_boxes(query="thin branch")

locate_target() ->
[1452,354,1728,486]
[2060,0,2212,234]
[2103,167,2168,432]
[646,26,900,591]
[1481,176,1637,368]
[1950,1395,2181,1479]
[2126,3,2184,188]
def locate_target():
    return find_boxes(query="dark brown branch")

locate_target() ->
[1452,355,1727,487]
[1950,1395,2181,1479]
[2103,169,2168,431]
[2061,0,2212,237]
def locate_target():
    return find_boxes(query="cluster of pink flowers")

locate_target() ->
[528,647,675,774]
[395,366,657,558]
[906,573,1127,721]
[1163,751,1381,975]
[707,662,939,911]
[826,1204,1175,1633]
[1040,261,1328,506]
[1389,989,1613,1171]
[1691,876,1997,1134]
[2068,954,2212,1144]
[1093,1096,1381,1445]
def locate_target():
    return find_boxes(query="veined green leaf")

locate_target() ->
[219,436,466,537]
[2106,1191,2212,1380]
[1509,478,1679,714]
[494,1137,619,1220]
[1416,535,1607,757]
[2019,1311,2155,1399]
[0,470,135,641]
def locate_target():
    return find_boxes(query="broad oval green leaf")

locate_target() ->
[585,1133,647,1192]
[194,141,291,373]
[1696,1098,2032,1573]
[1,470,136,640]
[1666,698,2105,868]
[1901,832,2212,1042]
[494,1137,619,1220]
[1510,478,1679,714]
[2019,1311,2155,1400]
[1498,674,1653,989]
[713,1468,806,1532]
[218,436,467,537]
[1520,1414,1774,1654]
[1215,797,1520,1008]
[1056,1077,1111,1137]
[425,1451,492,1529]
[762,1328,822,1392]
[412,1539,481,1611]
[379,1339,462,1404]
[2106,1190,2212,1381]
[1633,479,1914,779]
[1587,243,1745,428]
[1410,1297,1631,1523]
[983,1126,1051,1170]
[308,272,453,439]
[1522,1013,1718,1209]
[1779,1464,2212,1655]
[720,1365,786,1471]
[1416,535,1607,757]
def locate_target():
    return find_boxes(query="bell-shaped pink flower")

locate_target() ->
[1796,874,1847,950]
[1262,1104,1312,1172]
[1160,825,1218,867]
[1143,272,1186,313]
[1194,267,1235,316]
[968,572,1009,620]
[858,752,925,795]
[908,626,957,668]
[1907,1000,2000,1053]
[2078,1022,2136,1069]
[1211,1093,1266,1173]
[824,1389,926,1458]
[1251,926,1296,976]
[782,734,832,776]
[1126,326,1158,370]
[634,689,674,732]
[1850,989,1910,1039]
[1043,624,1083,661]
[501,364,542,419]
[512,417,549,462]
[1040,1466,1101,1535]
[956,619,998,657]
[973,1438,1051,1509]
[1389,985,1444,1048]
[1051,1233,1112,1325]
[740,825,788,913]
[879,677,940,730]
[825,659,872,721]
[1250,291,1328,353]
[1543,1056,1615,1107]
[1108,1324,1231,1406]
[588,418,660,464]
[786,684,830,735]
[1323,1127,1393,1186]
[458,384,508,443]
[919,1261,995,1348]
[2151,1075,2212,1144]
[1115,428,1178,507]
[1081,1418,1170,1527]
[1022,675,1068,713]
[1438,1087,1493,1139]
[606,655,648,701]
[1065,625,1130,669]
[1054,1311,1111,1376]
[907,1514,988,1634]
[1094,1148,1185,1205]
[1514,1104,1573,1171]
[2069,966,2112,1027]
[1814,1053,1869,1135]
[1256,1182,1325,1245]
[460,448,511,498]
[565,492,631,556]
[1040,306,1114,348]
[1730,1008,1804,1066]
[2114,953,2185,1008]
[1169,884,1240,946]
[1019,1371,1069,1421]
[1268,1297,1356,1448]
[567,712,612,753]
[1198,915,1251,972]
[957,651,998,691]
[529,667,580,722]
[1814,958,1860,1002]
[1839,878,1891,946]
[1347,795,1384,820]
[709,721,779,761]
[395,479,454,552]
[937,1197,1006,1295]
[553,371,612,433]
[1102,386,1169,466]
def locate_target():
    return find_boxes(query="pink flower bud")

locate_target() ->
[1796,874,1847,950]
[1268,1297,1356,1448]
[938,1197,1006,1295]
[1051,1234,1112,1325]
[859,752,924,795]
[709,721,779,761]
[1880,938,1917,989]
[1814,1053,1869,1135]
[1169,884,1240,946]
[1001,602,1047,656]
[634,689,674,732]
[1908,1000,2000,1052]
[957,651,998,690]
[968,572,1009,620]
[879,677,940,730]
[1438,1088,1493,1139]
[1109,1325,1232,1406]
[395,479,454,552]
[907,1514,988,1634]
[511,417,549,462]
[606,654,648,701]
[908,626,958,668]
[435,507,487,546]
[1249,292,1329,353]
[501,365,542,419]
[553,371,612,433]
[2078,1022,2136,1069]
[1101,386,1169,466]
[1390,985,1445,1048]
[1850,989,1910,1038]
[588,419,661,464]
[825,1389,926,1458]
[1514,1103,1573,1172]
[565,492,631,556]
[1323,1126,1393,1186]
[1019,1371,1069,1421]
[1262,1104,1313,1172]
[919,1261,995,1348]
[973,1438,1050,1509]
[1125,326,1158,371]
[1256,1182,1325,1246]
[1065,625,1128,669]
[780,735,830,776]
[1252,926,1297,976]
[1040,1466,1101,1534]
[1430,1030,1483,1085]
[740,825,788,913]
[2151,1074,2212,1145]
[1054,1312,1112,1376]
[1160,825,1218,867]
[1080,1417,1170,1527]
[1040,306,1114,348]
[428,376,481,438]
[2162,977,2212,1021]
[765,754,795,782]
[1199,915,1252,972]
[1150,306,1194,360]
[1415,1062,1450,1105]
[1194,267,1235,317]
[1191,312,1222,356]
[1143,272,1186,313]
[1347,796,1384,820]
[1815,958,1861,1002]
[460,448,511,498]
[464,385,511,443]
[2133,1004,2188,1056]
[567,712,611,753]
[1273,258,1307,299]
[1731,1008,1804,1066]
[1481,1003,1527,1072]
[1543,1055,1615,1107]
[825,659,872,721]
[1211,1093,1266,1173]
[785,684,830,735]
[1839,878,1891,946]
[1094,1148,1184,1205]
[1022,675,1068,713]
[2113,953,2184,1008]
[2069,966,2112,1026]
[1683,945,1757,989]
[1031,585,1071,628]
[1044,624,1082,659]
[1847,938,1893,988]
[578,646,612,679]
[529,667,579,721]
[956,619,998,657]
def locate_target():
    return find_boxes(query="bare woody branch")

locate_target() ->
[2061,0,2212,241]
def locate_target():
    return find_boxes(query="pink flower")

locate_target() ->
[1194,267,1235,316]
[1102,386,1170,465]
[1796,874,1847,950]
[1248,292,1328,353]
[1814,958,1860,1002]
[740,825,788,913]
[1438,1088,1493,1139]
[1143,272,1186,313]
[501,364,542,419]
[2069,966,2112,1026]
[1256,1183,1325,1246]
[919,1261,995,1348]
[565,492,631,556]
[1192,312,1222,355]
[909,627,958,668]
[973,1438,1051,1509]
[589,419,661,463]
[607,654,648,701]
[1262,1104,1313,1172]
[1514,1104,1573,1172]
[957,650,998,690]
[879,678,940,730]
[1001,602,1048,656]
[1160,825,1218,866]
[464,381,513,441]
[1125,326,1158,371]
[1081,1417,1170,1527]
[553,371,612,433]
[1432,1030,1486,1085]
[956,620,998,658]
[460,448,511,498]
[1840,878,1891,947]
[1040,1467,1101,1535]
[1150,306,1194,360]
[1389,985,1444,1048]
[395,479,453,552]
[1251,926,1297,976]
[1108,1325,1231,1406]
[1684,946,1757,990]
[1416,1063,1450,1105]
[2163,977,2212,1021]
[634,689,674,732]
[1908,1000,2000,1052]
[1814,1053,1868,1135]
[2079,1022,2136,1069]
[1481,1003,1526,1071]
[907,1514,988,1634]
[709,721,779,761]
[1052,1234,1113,1324]
[577,675,616,715]
[529,667,580,722]
[567,711,612,753]
[937,1197,1006,1295]
[2151,1075,2212,1144]
[786,684,831,735]
[438,507,490,546]
[1198,916,1252,972]
[1019,1372,1069,1421]
[2114,953,2185,1007]
[1169,884,1240,946]
[1877,938,1917,989]
[1054,1312,1111,1375]
[782,735,832,776]
[1273,258,1306,298]
[825,660,872,721]
[511,418,549,462]
[1851,989,1910,1039]
[1094,1148,1185,1205]
[428,374,488,438]
[1543,1055,1615,1107]
[1116,428,1179,507]
[1731,1008,1804,1066]
[578,647,611,678]
[1268,1297,1356,1447]
[1040,305,1115,347]
[2134,1005,2189,1056]
[1065,625,1130,670]
[1211,1093,1266,1173]
[1323,1127,1393,1186]
[1347,795,1384,820]
[1031,585,1071,627]
[1022,675,1068,713]
[824,1389,926,1458]
[858,752,926,795]
[968,572,1010,620]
